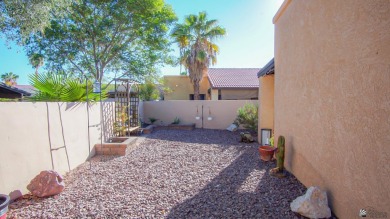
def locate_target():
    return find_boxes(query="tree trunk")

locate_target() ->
[193,80,200,100]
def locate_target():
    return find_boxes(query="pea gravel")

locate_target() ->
[8,129,309,219]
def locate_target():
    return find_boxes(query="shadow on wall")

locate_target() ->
[166,144,306,218]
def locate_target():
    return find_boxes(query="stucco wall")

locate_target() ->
[220,89,258,100]
[258,75,274,142]
[0,102,114,195]
[143,100,258,129]
[164,75,210,100]
[274,0,390,218]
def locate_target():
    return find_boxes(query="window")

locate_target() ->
[189,94,205,100]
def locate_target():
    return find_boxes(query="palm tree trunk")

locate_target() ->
[193,80,200,100]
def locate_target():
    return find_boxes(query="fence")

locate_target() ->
[142,100,258,129]
[0,102,114,195]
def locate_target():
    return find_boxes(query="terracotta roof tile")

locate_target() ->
[207,68,260,88]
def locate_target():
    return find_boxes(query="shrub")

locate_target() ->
[149,117,158,124]
[172,117,180,124]
[235,103,258,132]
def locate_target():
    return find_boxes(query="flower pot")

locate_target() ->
[258,146,276,161]
[0,194,10,219]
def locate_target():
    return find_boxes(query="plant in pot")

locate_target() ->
[258,134,276,161]
[0,194,10,219]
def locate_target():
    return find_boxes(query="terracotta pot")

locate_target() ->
[258,146,276,161]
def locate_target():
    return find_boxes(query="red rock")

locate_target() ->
[27,170,65,198]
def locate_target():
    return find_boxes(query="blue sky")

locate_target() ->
[0,0,283,85]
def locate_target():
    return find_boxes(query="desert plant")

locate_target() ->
[149,117,158,124]
[172,117,180,124]
[235,103,258,132]
[270,135,286,177]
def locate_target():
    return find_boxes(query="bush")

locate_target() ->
[235,103,258,132]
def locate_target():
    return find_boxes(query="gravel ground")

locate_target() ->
[9,129,309,219]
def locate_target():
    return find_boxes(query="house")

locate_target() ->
[0,83,32,99]
[164,68,259,100]
[260,0,390,218]
[257,58,274,143]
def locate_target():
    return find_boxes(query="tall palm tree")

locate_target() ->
[29,53,44,76]
[1,72,19,86]
[171,12,226,100]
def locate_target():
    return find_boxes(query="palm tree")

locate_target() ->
[1,72,19,86]
[29,53,44,76]
[171,12,226,100]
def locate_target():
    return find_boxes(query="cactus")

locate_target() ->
[276,136,285,171]
[271,135,286,178]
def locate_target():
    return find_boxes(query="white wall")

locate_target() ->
[142,100,258,129]
[0,102,114,195]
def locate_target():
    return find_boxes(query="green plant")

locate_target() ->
[139,80,160,101]
[114,106,129,136]
[235,103,258,132]
[269,135,274,146]
[29,72,107,102]
[270,135,286,178]
[172,117,180,124]
[149,117,158,124]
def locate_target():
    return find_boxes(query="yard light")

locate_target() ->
[261,129,272,145]
[195,106,200,120]
[93,80,101,93]
[207,107,213,121]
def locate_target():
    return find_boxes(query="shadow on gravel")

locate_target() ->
[166,145,307,219]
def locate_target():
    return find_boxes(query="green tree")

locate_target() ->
[139,80,160,101]
[0,0,73,44]
[25,0,176,83]
[29,53,44,76]
[171,12,226,100]
[1,72,19,86]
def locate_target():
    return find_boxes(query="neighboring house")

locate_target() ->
[262,1,389,218]
[164,68,260,100]
[0,83,32,99]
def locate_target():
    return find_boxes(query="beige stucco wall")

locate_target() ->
[274,0,390,218]
[0,102,114,195]
[220,89,258,100]
[258,75,274,142]
[164,75,210,100]
[210,89,219,100]
[143,100,258,129]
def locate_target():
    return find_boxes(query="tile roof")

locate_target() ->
[0,83,32,96]
[257,58,274,78]
[207,68,260,88]
[14,85,36,94]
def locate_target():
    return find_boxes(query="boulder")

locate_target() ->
[290,186,331,219]
[27,170,65,198]
[240,132,254,143]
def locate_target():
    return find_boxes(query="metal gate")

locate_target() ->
[114,78,139,136]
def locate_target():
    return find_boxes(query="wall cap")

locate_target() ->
[273,0,292,24]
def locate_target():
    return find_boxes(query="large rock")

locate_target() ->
[27,170,65,198]
[290,186,331,219]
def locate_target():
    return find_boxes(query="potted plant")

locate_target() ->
[0,194,10,219]
[258,134,276,161]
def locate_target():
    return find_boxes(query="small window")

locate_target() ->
[189,94,205,100]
